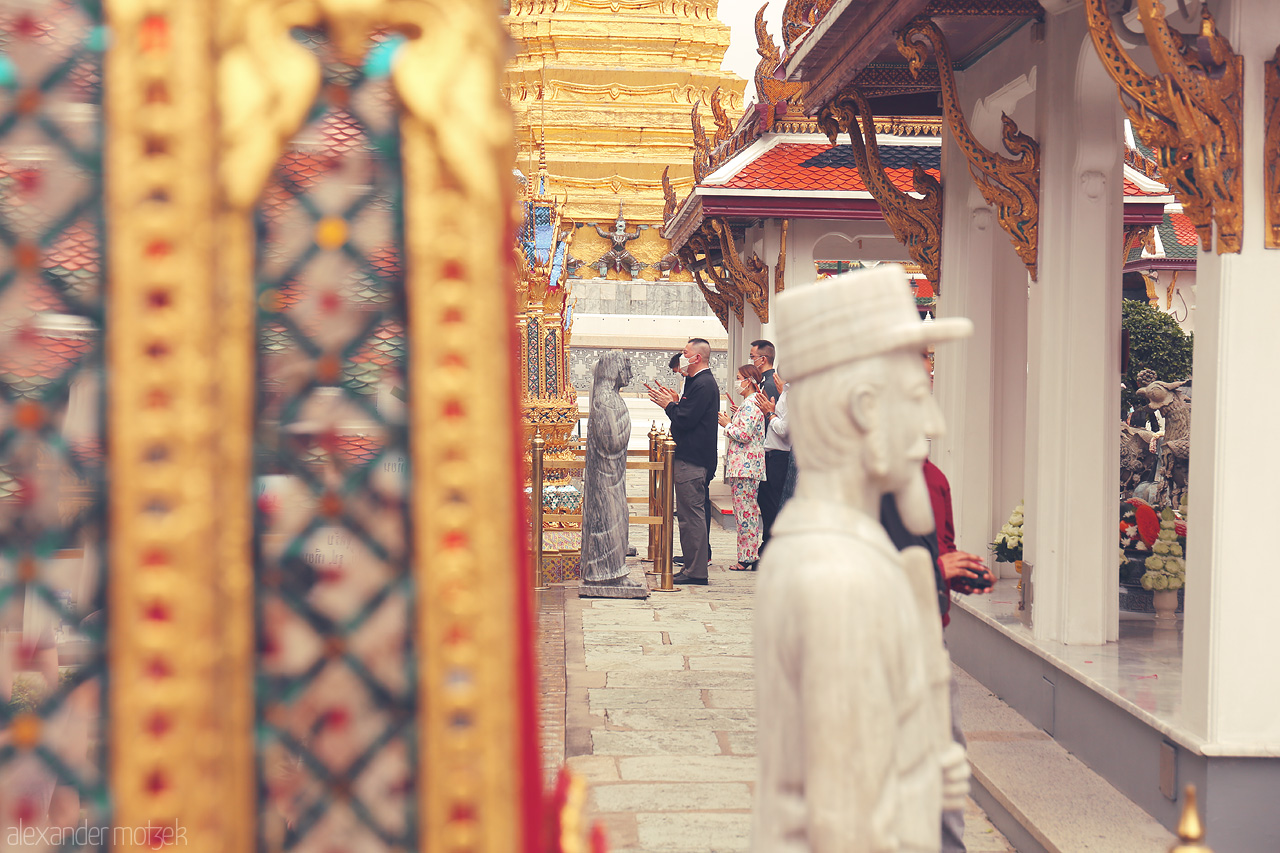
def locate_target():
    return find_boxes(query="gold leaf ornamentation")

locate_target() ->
[755,3,808,134]
[1083,0,1242,254]
[899,17,1039,279]
[775,219,788,294]
[781,0,834,51]
[710,86,734,147]
[661,165,677,228]
[709,217,770,323]
[818,86,943,289]
[683,223,744,327]
[1265,47,1280,249]
[692,98,711,182]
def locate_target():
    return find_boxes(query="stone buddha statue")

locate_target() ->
[753,265,971,851]
[578,351,648,599]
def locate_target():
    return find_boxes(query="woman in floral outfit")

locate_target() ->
[719,363,767,570]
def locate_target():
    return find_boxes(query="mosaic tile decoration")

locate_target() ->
[253,29,414,853]
[0,1,108,844]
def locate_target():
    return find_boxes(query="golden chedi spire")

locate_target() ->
[505,2,746,280]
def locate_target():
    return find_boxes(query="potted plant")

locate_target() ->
[990,502,1024,589]
[1142,507,1185,623]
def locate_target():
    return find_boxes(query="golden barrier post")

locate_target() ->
[648,428,669,579]
[646,422,659,561]
[531,432,548,591]
[652,436,680,593]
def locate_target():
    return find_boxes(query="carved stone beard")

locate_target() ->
[894,467,935,536]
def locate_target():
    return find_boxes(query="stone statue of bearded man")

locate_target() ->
[753,265,972,852]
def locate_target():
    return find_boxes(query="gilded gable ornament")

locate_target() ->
[1265,47,1280,249]
[781,0,835,51]
[1084,0,1242,254]
[899,17,1040,280]
[755,3,808,134]
[711,86,735,147]
[692,98,712,182]
[710,217,771,324]
[661,165,678,228]
[818,86,944,289]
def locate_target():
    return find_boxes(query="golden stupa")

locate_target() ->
[504,2,746,282]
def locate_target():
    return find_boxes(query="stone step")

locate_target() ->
[955,665,1176,853]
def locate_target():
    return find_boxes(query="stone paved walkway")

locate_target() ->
[537,514,1016,852]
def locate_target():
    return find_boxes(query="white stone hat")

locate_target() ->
[775,264,972,381]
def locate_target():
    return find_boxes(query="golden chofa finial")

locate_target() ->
[1169,785,1212,853]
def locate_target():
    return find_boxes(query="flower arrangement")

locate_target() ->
[1119,502,1140,551]
[1141,507,1185,591]
[990,502,1024,562]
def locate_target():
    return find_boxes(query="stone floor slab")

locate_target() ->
[590,729,721,756]
[585,653,685,672]
[723,730,756,755]
[604,670,753,690]
[565,754,620,783]
[588,688,705,710]
[618,755,756,782]
[590,782,751,812]
[635,812,750,852]
[687,655,755,671]
[704,689,756,709]
[605,708,755,732]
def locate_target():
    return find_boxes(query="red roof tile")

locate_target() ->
[1123,176,1165,197]
[1169,213,1199,246]
[720,143,940,193]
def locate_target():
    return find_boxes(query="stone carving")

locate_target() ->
[579,352,648,599]
[1120,424,1158,500]
[755,265,971,849]
[1137,375,1192,509]
[593,209,643,278]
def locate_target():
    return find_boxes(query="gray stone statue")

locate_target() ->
[1137,376,1191,508]
[579,352,648,599]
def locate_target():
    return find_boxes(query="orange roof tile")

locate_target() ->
[1123,176,1163,196]
[1169,213,1199,246]
[720,143,940,193]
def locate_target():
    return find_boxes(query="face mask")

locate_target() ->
[679,355,693,370]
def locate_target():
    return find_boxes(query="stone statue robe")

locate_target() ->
[754,499,943,852]
[579,353,645,596]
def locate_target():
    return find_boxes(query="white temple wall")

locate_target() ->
[1181,0,1280,749]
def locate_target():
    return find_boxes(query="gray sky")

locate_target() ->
[718,2,784,104]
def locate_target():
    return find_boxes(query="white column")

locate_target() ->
[935,40,1034,572]
[932,178,997,558]
[1026,9,1122,644]
[989,247,1029,579]
[1181,0,1280,748]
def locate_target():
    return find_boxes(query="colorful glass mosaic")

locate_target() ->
[253,30,414,852]
[0,0,107,845]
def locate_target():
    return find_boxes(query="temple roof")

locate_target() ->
[1125,209,1199,268]
[717,142,941,194]
[666,128,1169,250]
